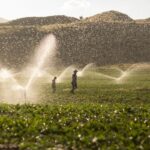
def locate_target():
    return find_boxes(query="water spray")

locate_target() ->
[26,34,56,90]
[0,34,57,103]
[78,63,95,77]
[0,68,13,81]
[57,65,75,83]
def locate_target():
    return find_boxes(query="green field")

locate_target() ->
[0,65,150,150]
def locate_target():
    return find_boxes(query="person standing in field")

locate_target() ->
[71,70,78,94]
[52,76,57,93]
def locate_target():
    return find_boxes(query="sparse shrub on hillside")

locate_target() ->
[0,11,150,69]
[7,15,79,26]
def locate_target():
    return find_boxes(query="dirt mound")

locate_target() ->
[0,17,8,23]
[8,15,78,26]
[86,10,133,22]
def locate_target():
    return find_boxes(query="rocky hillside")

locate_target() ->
[7,15,79,26]
[0,11,150,69]
[0,17,8,23]
[145,18,150,23]
[85,11,133,22]
[136,18,150,23]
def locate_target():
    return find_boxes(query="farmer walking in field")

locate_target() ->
[71,70,78,94]
[52,76,57,93]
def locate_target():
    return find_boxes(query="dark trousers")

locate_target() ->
[71,82,77,93]
[52,86,56,93]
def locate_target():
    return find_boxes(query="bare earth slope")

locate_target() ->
[7,15,79,26]
[0,11,150,69]
[0,17,8,23]
[85,10,133,22]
